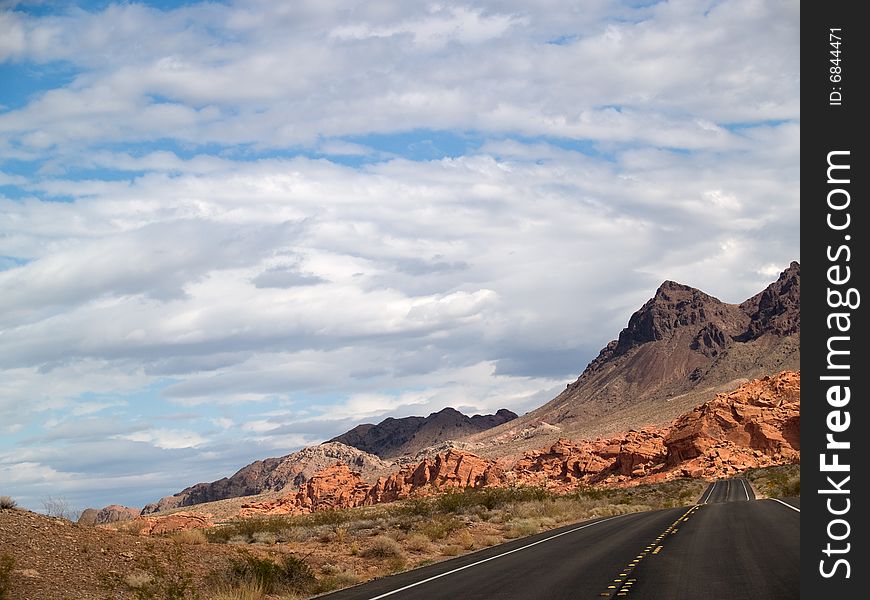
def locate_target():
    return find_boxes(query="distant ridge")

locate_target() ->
[330,407,518,458]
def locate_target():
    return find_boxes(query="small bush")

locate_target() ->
[440,545,462,556]
[0,497,16,510]
[1,554,15,600]
[171,530,208,545]
[41,496,79,521]
[435,486,554,514]
[209,579,265,600]
[362,536,404,559]
[123,571,154,590]
[123,556,196,600]
[417,514,462,541]
[227,554,314,594]
[456,530,475,550]
[503,519,539,539]
[405,533,433,553]
[745,464,800,499]
[398,498,434,517]
[313,567,360,594]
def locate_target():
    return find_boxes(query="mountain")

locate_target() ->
[465,262,800,456]
[239,372,800,517]
[142,442,391,514]
[329,407,518,458]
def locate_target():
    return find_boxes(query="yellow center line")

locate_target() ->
[595,506,700,598]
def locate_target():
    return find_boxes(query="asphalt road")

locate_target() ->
[320,478,799,600]
[697,477,755,503]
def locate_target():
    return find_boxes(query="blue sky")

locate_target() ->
[0,0,799,511]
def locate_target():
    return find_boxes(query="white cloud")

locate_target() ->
[0,1,797,152]
[119,428,206,450]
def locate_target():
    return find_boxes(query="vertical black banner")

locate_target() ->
[802,1,867,596]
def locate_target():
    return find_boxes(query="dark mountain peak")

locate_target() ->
[655,279,701,295]
[740,261,800,340]
[613,280,737,356]
[431,407,463,417]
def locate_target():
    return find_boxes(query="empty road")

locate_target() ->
[321,478,799,600]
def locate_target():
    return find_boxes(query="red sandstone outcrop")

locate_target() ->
[664,370,800,478]
[513,371,799,486]
[129,512,213,535]
[240,449,504,516]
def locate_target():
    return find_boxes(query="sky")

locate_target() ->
[0,0,799,512]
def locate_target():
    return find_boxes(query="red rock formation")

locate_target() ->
[241,450,504,516]
[130,512,213,535]
[512,371,799,487]
[664,371,800,478]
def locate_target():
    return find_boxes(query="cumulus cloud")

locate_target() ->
[0,0,798,510]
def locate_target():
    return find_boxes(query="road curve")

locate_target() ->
[320,478,798,600]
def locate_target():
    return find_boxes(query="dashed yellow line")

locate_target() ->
[596,506,701,597]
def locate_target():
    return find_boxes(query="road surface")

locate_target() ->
[320,478,799,600]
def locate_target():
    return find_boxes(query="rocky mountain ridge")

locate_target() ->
[140,442,392,514]
[330,407,517,458]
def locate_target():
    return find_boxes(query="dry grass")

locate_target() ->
[209,579,266,600]
[745,464,800,498]
[440,545,462,556]
[0,497,16,510]
[362,536,405,559]
[404,533,433,553]
[171,529,208,545]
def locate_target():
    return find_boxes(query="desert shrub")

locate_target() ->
[481,535,501,547]
[312,566,360,594]
[456,530,475,550]
[783,478,800,496]
[440,545,462,556]
[404,533,433,553]
[362,536,404,559]
[503,519,539,539]
[745,464,800,498]
[416,514,462,541]
[132,558,197,600]
[0,554,14,600]
[0,497,16,510]
[171,530,208,545]
[41,496,80,521]
[226,554,314,594]
[398,497,434,517]
[435,486,554,514]
[208,508,368,544]
[124,571,155,590]
[209,579,265,600]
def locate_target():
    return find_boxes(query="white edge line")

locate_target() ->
[364,513,628,600]
[699,481,716,505]
[740,478,750,501]
[769,498,800,513]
